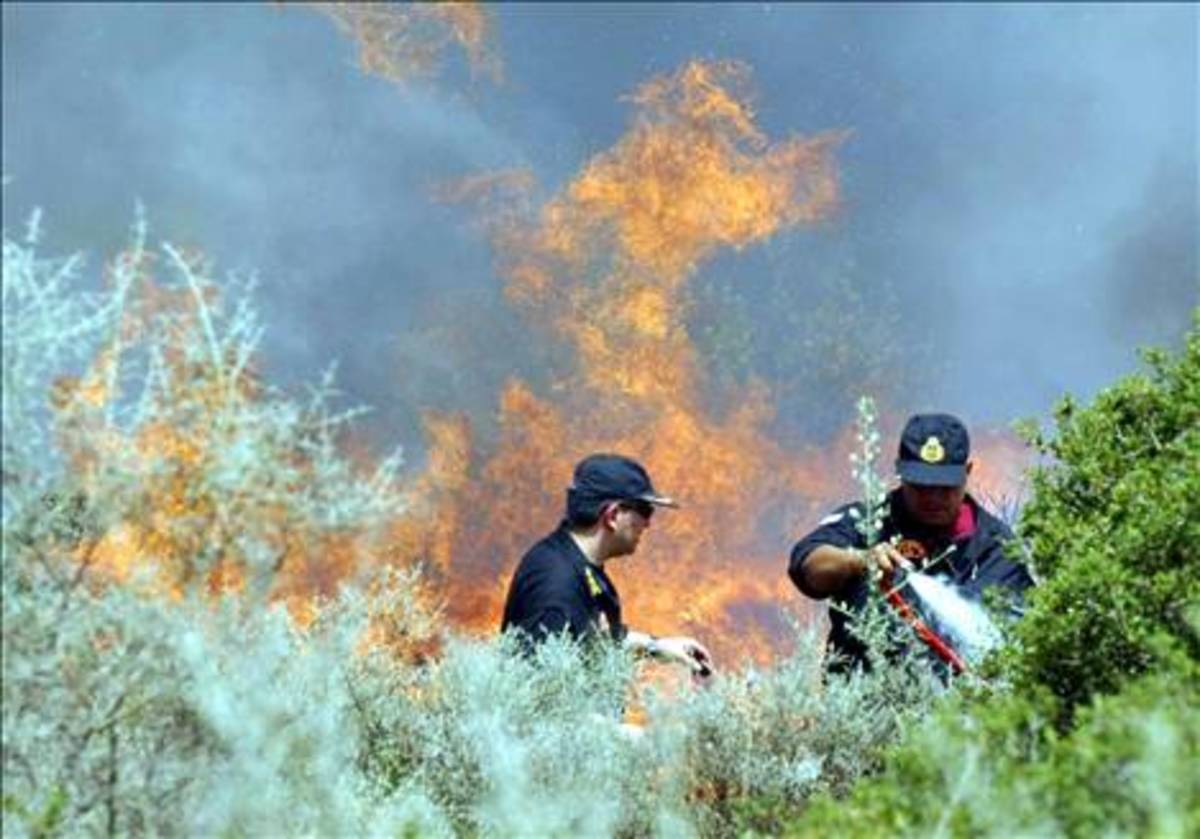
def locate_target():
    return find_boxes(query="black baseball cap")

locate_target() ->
[566,453,679,520]
[895,414,970,487]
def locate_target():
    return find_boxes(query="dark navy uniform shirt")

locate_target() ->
[500,523,626,648]
[789,489,1034,670]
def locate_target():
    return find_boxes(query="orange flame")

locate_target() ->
[402,61,854,667]
[406,61,1034,667]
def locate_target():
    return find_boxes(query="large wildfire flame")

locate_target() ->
[397,60,1033,667]
[52,56,1033,671]
[396,60,852,667]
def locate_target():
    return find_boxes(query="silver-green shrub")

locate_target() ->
[348,626,940,837]
[3,211,948,837]
[3,557,450,836]
[2,210,442,835]
[5,571,935,836]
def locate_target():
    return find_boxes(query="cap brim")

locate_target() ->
[635,492,680,509]
[896,460,967,487]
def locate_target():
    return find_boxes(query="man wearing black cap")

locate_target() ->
[788,413,1035,672]
[501,453,713,677]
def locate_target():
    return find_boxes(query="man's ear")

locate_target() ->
[965,459,975,478]
[600,501,625,530]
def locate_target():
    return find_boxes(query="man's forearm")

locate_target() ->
[623,629,658,655]
[796,544,866,597]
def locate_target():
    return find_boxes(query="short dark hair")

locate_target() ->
[566,504,603,529]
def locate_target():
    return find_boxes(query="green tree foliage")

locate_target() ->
[1008,317,1200,713]
[791,667,1198,837]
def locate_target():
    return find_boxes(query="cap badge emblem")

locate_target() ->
[919,436,945,463]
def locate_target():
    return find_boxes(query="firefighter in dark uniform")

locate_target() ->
[788,413,1035,672]
[501,453,713,677]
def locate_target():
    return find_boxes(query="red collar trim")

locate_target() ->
[951,500,977,540]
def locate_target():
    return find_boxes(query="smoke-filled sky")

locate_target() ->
[3,2,1197,463]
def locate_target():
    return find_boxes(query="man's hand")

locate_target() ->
[859,542,912,582]
[652,636,714,678]
[624,631,714,678]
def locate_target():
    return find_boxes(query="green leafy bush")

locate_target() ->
[1007,321,1200,713]
[792,667,1198,837]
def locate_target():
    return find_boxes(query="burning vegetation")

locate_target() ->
[28,218,429,650]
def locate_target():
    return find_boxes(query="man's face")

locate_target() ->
[603,500,654,558]
[899,479,968,529]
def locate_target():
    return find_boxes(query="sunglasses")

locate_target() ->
[619,500,656,520]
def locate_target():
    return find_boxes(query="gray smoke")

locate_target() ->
[3,3,1195,463]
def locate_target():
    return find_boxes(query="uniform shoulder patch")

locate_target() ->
[584,566,603,597]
